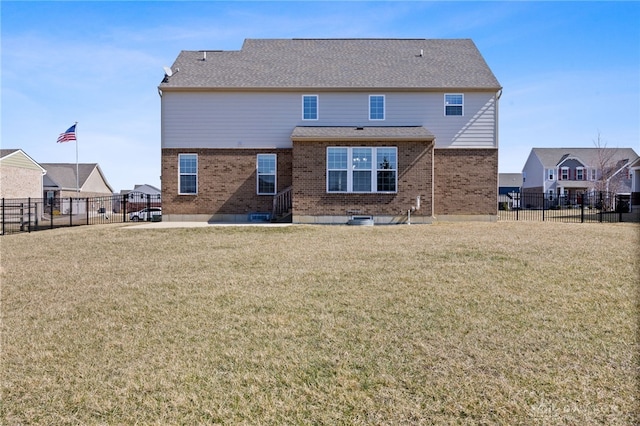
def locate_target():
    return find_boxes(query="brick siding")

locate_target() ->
[161,148,292,216]
[433,149,498,215]
[292,140,433,218]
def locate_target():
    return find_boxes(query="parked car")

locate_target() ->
[129,207,162,222]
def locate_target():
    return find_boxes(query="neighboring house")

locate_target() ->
[629,157,640,209]
[0,149,46,199]
[159,38,502,223]
[121,184,162,211]
[40,163,114,213]
[521,148,638,207]
[498,173,522,210]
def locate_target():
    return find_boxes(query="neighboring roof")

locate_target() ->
[498,173,523,187]
[291,126,435,141]
[530,148,639,168]
[0,149,46,173]
[40,163,113,192]
[122,184,161,195]
[161,38,501,91]
[1,149,21,158]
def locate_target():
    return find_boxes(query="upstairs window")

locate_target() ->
[302,95,318,120]
[178,154,198,194]
[257,154,277,195]
[547,169,555,180]
[327,147,397,193]
[560,167,569,180]
[445,94,463,116]
[369,95,385,120]
[576,167,584,180]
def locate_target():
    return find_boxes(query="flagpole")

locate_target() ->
[75,122,79,194]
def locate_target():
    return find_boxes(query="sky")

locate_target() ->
[2,1,639,193]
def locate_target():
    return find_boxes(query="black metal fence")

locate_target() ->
[499,191,638,223]
[1,194,162,235]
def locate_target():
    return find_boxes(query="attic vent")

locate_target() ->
[355,127,364,130]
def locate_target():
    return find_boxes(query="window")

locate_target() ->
[445,94,463,116]
[590,169,597,180]
[178,154,197,194]
[327,147,397,193]
[547,168,555,180]
[369,95,385,120]
[257,154,277,194]
[302,95,318,120]
[576,167,584,180]
[560,167,569,180]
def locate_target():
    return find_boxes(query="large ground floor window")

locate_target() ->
[327,147,397,193]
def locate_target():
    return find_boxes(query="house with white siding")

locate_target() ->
[159,38,502,223]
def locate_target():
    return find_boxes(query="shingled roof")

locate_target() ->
[530,148,639,168]
[160,38,501,90]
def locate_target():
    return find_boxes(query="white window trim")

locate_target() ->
[326,146,397,193]
[547,168,555,181]
[576,167,584,180]
[178,153,198,195]
[560,167,569,181]
[369,95,385,121]
[444,93,464,116]
[256,154,277,195]
[302,95,318,121]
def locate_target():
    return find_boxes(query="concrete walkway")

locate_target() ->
[125,221,293,229]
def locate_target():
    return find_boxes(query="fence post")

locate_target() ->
[86,198,90,225]
[146,194,151,221]
[27,197,32,233]
[542,195,545,222]
[50,198,54,229]
[599,192,603,223]
[580,193,585,223]
[1,198,4,235]
[123,194,127,222]
[69,197,73,227]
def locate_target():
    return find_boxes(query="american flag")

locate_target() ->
[57,124,77,143]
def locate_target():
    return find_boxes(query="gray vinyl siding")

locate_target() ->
[161,91,497,149]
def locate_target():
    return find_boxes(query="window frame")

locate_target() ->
[560,167,569,180]
[326,146,397,194]
[576,167,584,181]
[178,153,198,195]
[369,95,385,121]
[444,94,464,116]
[547,168,555,181]
[302,95,318,120]
[256,153,277,195]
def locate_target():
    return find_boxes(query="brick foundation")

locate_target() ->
[433,149,498,216]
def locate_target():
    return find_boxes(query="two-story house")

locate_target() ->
[521,147,638,207]
[159,38,502,224]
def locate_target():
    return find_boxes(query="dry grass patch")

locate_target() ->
[1,222,638,424]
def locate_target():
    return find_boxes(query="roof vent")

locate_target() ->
[202,51,207,61]
[355,127,364,130]
[420,49,424,57]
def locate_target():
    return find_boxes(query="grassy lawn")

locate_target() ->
[1,222,638,424]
